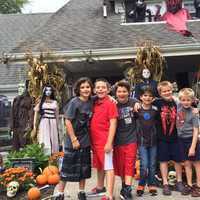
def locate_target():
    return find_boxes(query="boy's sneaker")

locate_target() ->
[148,186,157,196]
[136,185,144,197]
[191,186,200,197]
[181,184,192,195]
[87,187,106,197]
[120,186,132,200]
[162,184,171,196]
[78,191,87,200]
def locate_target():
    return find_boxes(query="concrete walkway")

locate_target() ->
[54,170,196,200]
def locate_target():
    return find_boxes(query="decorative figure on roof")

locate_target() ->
[162,0,192,36]
[154,5,162,21]
[10,80,34,150]
[126,0,152,22]
[194,0,200,18]
[33,85,60,155]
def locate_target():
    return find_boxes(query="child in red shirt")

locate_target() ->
[89,78,118,200]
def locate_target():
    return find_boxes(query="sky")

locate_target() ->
[23,0,70,13]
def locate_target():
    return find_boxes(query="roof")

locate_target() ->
[11,0,200,56]
[0,13,52,87]
[0,13,52,54]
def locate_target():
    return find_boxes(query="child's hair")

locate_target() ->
[94,78,111,89]
[114,80,131,94]
[139,86,154,97]
[74,77,93,96]
[157,81,173,94]
[178,88,195,100]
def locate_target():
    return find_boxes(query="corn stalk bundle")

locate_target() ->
[26,53,67,105]
[124,41,166,87]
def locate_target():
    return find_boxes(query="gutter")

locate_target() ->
[9,43,200,64]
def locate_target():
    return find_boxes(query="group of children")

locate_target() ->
[55,77,200,200]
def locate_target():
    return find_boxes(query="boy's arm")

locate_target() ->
[104,118,117,153]
[188,126,199,157]
[65,119,80,149]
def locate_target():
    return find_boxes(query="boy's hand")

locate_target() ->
[104,142,113,153]
[134,102,141,112]
[72,138,80,149]
[192,108,199,114]
[188,147,195,157]
[108,95,117,104]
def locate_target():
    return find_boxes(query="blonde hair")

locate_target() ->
[157,81,173,94]
[178,88,195,100]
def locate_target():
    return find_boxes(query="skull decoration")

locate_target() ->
[7,181,19,197]
[168,171,176,186]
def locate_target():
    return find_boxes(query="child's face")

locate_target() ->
[116,86,129,103]
[79,81,92,99]
[140,92,154,105]
[160,86,173,101]
[180,96,193,109]
[94,81,109,99]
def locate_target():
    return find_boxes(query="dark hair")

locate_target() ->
[74,77,93,96]
[114,80,131,94]
[39,85,55,115]
[94,78,111,89]
[139,86,154,97]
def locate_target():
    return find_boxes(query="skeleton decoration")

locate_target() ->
[168,171,176,186]
[7,181,20,197]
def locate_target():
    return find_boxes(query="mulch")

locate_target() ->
[0,185,55,200]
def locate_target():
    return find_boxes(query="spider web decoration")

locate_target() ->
[124,41,166,87]
[26,53,68,105]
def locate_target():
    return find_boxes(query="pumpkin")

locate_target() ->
[43,165,59,177]
[27,187,41,200]
[36,174,48,185]
[47,174,60,185]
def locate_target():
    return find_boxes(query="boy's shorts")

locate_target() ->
[92,147,113,170]
[179,137,200,161]
[113,143,137,177]
[157,140,182,162]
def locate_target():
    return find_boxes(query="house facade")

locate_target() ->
[0,0,200,102]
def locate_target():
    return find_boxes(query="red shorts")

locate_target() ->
[92,147,113,171]
[113,143,137,177]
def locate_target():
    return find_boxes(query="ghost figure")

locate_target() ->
[168,171,176,186]
[7,181,20,197]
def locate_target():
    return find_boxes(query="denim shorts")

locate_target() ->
[179,137,200,161]
[157,140,182,162]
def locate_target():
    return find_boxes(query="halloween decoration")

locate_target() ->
[194,0,200,18]
[10,80,34,150]
[27,187,41,200]
[26,53,68,106]
[125,0,152,22]
[7,181,20,197]
[134,68,159,99]
[168,171,176,186]
[33,85,60,154]
[162,0,192,36]
[124,42,166,91]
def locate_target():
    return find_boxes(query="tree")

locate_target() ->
[0,0,30,14]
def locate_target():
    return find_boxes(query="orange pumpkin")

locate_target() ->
[43,165,59,177]
[27,187,41,200]
[36,174,48,185]
[47,174,60,185]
